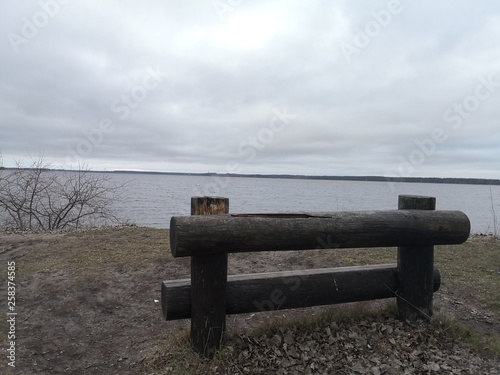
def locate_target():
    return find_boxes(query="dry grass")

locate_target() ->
[321,236,500,313]
[19,226,170,277]
[432,311,500,356]
[436,236,500,312]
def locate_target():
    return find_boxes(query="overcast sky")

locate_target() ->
[1,1,499,178]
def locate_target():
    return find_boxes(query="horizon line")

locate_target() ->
[2,166,499,185]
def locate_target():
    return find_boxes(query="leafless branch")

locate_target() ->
[0,157,125,231]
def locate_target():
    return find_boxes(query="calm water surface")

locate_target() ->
[112,173,500,234]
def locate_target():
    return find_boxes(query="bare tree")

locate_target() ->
[0,156,124,231]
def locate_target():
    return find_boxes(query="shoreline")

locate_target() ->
[3,167,500,186]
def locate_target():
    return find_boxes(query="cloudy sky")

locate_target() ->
[1,1,499,178]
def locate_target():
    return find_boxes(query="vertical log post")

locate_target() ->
[190,196,229,358]
[397,195,436,322]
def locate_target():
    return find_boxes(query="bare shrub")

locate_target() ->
[0,157,124,231]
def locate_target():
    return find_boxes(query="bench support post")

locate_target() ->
[397,195,436,322]
[190,197,229,358]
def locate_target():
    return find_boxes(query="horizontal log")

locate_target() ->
[170,210,470,257]
[161,264,441,320]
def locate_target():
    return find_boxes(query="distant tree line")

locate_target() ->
[104,170,500,186]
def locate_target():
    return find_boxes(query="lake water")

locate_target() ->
[112,173,500,234]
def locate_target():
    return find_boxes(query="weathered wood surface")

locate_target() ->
[162,264,441,320]
[191,196,229,215]
[397,195,435,322]
[190,196,228,357]
[170,210,470,257]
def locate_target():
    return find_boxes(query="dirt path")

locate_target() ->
[0,228,183,374]
[0,228,498,374]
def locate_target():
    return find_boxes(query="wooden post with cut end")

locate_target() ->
[190,196,229,358]
[397,195,436,322]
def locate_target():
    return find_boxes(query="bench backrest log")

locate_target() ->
[162,195,470,358]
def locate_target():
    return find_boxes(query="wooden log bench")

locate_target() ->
[161,195,470,357]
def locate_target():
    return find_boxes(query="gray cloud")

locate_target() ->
[1,0,499,178]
